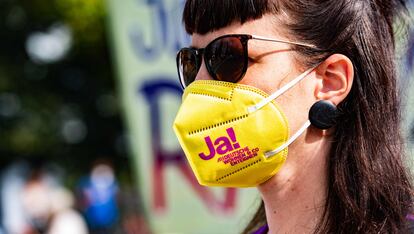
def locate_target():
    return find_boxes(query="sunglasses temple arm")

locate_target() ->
[251,35,318,49]
[247,67,315,113]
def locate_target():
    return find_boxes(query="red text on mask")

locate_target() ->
[217,147,259,166]
[198,128,240,160]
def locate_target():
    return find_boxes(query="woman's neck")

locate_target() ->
[258,130,330,234]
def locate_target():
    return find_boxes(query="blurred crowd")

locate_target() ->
[0,160,150,234]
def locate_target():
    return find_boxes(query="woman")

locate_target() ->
[173,0,414,233]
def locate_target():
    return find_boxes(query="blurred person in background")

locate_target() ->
[22,164,88,234]
[47,187,88,234]
[174,0,414,233]
[1,161,31,234]
[77,160,119,234]
[22,167,55,233]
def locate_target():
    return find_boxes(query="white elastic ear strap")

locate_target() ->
[247,68,314,114]
[246,67,315,158]
[264,120,311,158]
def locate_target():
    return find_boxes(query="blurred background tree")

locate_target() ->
[0,0,130,179]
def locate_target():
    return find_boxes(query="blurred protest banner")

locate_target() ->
[403,31,414,160]
[106,0,259,233]
[398,12,414,162]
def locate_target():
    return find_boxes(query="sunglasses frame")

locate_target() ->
[176,34,317,89]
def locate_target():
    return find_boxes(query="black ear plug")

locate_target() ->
[309,100,339,129]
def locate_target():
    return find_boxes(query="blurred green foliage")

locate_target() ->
[56,0,106,45]
[0,0,128,174]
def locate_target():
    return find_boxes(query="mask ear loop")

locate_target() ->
[246,66,317,158]
[247,67,315,114]
[264,120,310,158]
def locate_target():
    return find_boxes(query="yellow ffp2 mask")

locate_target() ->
[173,69,313,187]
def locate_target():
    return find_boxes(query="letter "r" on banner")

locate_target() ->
[140,79,237,215]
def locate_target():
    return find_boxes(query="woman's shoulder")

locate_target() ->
[251,224,268,234]
[250,218,414,234]
[407,214,414,233]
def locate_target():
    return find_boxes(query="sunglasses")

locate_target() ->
[176,34,317,89]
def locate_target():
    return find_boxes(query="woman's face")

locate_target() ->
[191,15,319,142]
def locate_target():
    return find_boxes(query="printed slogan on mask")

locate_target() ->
[199,127,260,166]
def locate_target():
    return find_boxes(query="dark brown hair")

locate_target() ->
[183,0,414,233]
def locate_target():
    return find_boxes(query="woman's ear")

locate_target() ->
[314,54,354,105]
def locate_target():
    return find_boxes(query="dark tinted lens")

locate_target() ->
[177,49,199,87]
[205,36,245,83]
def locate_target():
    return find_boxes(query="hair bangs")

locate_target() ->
[183,0,280,35]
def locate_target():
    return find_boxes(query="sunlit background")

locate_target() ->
[1,0,414,234]
[0,0,145,234]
